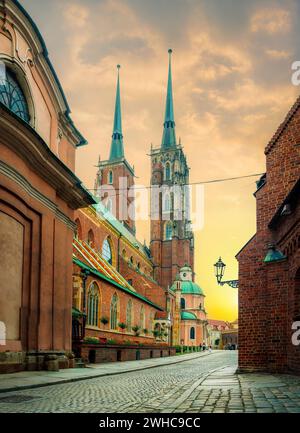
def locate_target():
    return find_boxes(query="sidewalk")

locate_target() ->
[0,350,216,394]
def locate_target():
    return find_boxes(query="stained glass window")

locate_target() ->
[102,238,112,264]
[0,68,30,123]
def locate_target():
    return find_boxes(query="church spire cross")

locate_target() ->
[109,64,124,161]
[162,49,176,149]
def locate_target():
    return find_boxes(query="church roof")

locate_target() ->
[181,311,197,320]
[170,280,205,295]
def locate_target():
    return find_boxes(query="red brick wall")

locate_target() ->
[238,100,300,373]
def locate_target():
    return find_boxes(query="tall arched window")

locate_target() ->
[126,299,132,332]
[102,238,112,264]
[110,294,118,330]
[180,298,186,309]
[140,306,145,330]
[87,229,95,247]
[165,222,172,240]
[190,327,195,340]
[108,170,113,184]
[163,193,171,213]
[87,282,100,327]
[106,198,112,213]
[0,68,30,123]
[165,162,171,181]
[75,218,82,240]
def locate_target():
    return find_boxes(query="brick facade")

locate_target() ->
[237,96,300,374]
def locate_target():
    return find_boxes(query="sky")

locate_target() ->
[20,0,300,321]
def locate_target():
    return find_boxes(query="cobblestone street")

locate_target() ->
[0,352,300,413]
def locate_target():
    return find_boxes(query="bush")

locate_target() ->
[175,345,181,353]
[118,322,127,330]
[83,336,99,344]
[132,325,140,336]
[143,328,148,335]
[100,316,109,326]
[107,339,117,345]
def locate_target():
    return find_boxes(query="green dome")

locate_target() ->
[181,311,197,320]
[171,281,205,295]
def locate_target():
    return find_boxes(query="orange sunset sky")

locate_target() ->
[21,0,300,321]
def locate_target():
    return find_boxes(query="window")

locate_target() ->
[165,162,171,180]
[126,300,132,332]
[106,198,112,213]
[87,229,95,247]
[163,193,171,213]
[190,327,195,340]
[0,68,30,123]
[87,282,100,327]
[102,238,112,264]
[110,294,118,330]
[140,306,145,330]
[165,222,172,240]
[122,249,126,258]
[180,298,186,309]
[75,218,82,240]
[108,170,113,184]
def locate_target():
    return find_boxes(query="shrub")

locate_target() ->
[143,328,148,335]
[100,316,109,326]
[132,325,140,336]
[83,336,99,344]
[118,322,127,330]
[107,338,117,345]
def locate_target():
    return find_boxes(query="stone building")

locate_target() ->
[0,0,94,372]
[207,320,231,349]
[237,95,300,374]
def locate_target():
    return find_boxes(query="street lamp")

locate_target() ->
[214,257,238,288]
[80,269,90,339]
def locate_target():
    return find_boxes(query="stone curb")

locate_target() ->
[0,351,218,394]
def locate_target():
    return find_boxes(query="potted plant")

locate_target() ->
[132,325,140,336]
[143,328,148,335]
[107,338,117,345]
[83,336,100,344]
[118,322,127,331]
[152,329,160,338]
[100,316,109,328]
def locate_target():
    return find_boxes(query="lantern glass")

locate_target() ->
[214,257,226,283]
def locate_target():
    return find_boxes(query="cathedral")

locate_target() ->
[0,0,207,372]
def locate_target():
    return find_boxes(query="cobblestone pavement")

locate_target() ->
[0,351,300,413]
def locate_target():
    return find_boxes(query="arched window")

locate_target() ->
[130,256,134,265]
[75,218,82,240]
[126,300,132,332]
[87,282,100,327]
[110,293,118,330]
[163,193,171,213]
[165,222,172,240]
[140,306,145,330]
[106,198,112,213]
[190,327,195,340]
[108,170,113,184]
[180,298,186,309]
[165,162,171,181]
[122,249,126,258]
[102,238,112,264]
[87,229,95,247]
[0,68,30,123]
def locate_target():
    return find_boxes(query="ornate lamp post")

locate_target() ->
[80,269,90,339]
[214,257,238,288]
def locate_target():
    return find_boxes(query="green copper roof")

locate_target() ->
[181,311,197,320]
[264,246,287,263]
[109,65,124,161]
[170,281,205,295]
[162,49,176,149]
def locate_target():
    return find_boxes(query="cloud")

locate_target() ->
[265,48,291,59]
[250,9,291,34]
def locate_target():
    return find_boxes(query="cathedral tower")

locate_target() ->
[95,65,136,234]
[150,50,194,289]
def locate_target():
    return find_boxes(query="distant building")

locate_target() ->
[207,320,231,349]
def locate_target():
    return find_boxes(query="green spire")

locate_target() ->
[162,49,176,148]
[109,65,124,161]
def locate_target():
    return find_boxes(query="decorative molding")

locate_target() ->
[0,160,76,230]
